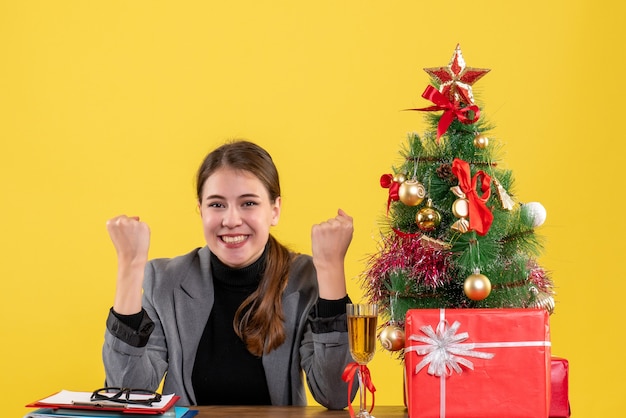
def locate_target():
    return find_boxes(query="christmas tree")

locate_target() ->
[363,45,554,352]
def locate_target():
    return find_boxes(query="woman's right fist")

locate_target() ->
[106,215,151,265]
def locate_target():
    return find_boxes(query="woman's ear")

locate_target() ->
[271,196,282,226]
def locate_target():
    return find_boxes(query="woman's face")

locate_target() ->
[198,167,281,268]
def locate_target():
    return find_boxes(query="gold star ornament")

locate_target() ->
[424,44,490,105]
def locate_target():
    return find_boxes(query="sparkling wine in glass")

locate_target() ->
[347,303,378,418]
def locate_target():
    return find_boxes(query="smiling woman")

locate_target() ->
[196,145,282,269]
[101,139,358,408]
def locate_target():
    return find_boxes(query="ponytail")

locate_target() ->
[234,235,293,356]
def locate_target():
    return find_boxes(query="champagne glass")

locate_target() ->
[347,303,378,418]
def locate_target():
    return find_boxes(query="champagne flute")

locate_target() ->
[347,303,378,418]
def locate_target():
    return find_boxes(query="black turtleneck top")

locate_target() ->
[191,250,271,405]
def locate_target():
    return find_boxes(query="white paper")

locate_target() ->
[36,390,175,410]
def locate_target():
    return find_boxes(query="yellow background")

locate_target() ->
[1,1,624,417]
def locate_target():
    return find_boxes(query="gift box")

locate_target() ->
[550,357,571,417]
[405,308,551,418]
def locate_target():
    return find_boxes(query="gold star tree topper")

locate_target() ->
[424,44,490,105]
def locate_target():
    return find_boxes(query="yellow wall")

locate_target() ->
[2,1,624,416]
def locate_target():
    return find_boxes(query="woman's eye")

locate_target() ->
[243,201,258,207]
[207,202,224,208]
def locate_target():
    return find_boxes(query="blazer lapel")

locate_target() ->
[263,291,301,404]
[173,246,214,403]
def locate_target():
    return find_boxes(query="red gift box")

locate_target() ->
[405,308,551,418]
[550,357,571,417]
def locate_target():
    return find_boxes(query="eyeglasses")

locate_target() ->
[90,387,162,406]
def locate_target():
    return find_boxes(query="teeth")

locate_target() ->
[222,235,246,244]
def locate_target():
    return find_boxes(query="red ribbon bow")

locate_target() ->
[380,173,400,214]
[451,158,493,236]
[342,362,376,418]
[392,227,419,239]
[408,85,481,141]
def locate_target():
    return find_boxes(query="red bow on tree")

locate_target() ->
[408,85,480,141]
[451,158,493,236]
[380,173,400,214]
[342,362,376,418]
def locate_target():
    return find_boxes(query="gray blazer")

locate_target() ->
[103,246,355,409]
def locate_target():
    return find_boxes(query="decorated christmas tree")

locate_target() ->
[362,45,554,353]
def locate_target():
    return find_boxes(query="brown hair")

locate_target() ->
[196,139,292,356]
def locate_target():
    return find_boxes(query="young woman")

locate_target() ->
[102,140,356,408]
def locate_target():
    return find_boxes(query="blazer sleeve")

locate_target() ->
[296,261,357,410]
[102,261,169,392]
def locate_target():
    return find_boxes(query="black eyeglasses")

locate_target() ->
[90,387,162,406]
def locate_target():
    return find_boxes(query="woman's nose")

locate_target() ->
[222,206,243,227]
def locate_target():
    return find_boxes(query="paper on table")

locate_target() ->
[35,390,176,410]
[24,406,193,418]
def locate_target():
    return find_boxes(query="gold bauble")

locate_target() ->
[473,133,489,149]
[393,173,407,184]
[463,272,492,301]
[379,324,405,352]
[529,286,556,314]
[416,199,442,231]
[398,179,426,206]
